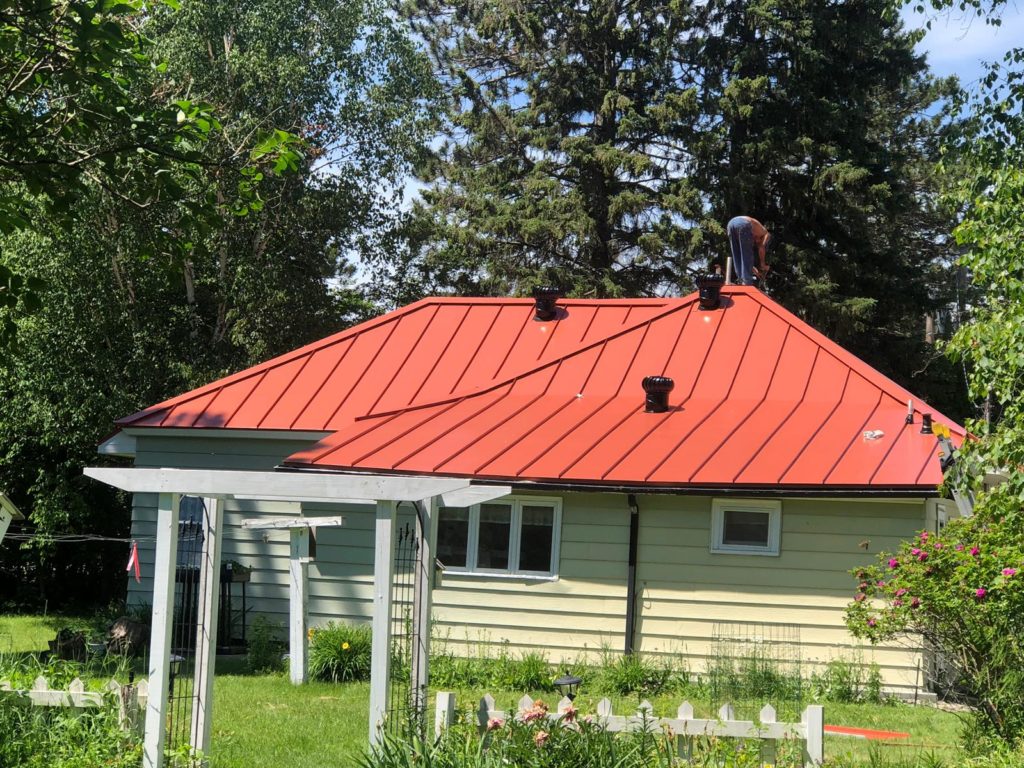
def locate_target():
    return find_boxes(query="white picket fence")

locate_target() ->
[0,675,149,734]
[435,692,824,767]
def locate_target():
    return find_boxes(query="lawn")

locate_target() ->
[1,614,968,767]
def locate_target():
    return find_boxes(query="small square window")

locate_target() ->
[711,499,781,556]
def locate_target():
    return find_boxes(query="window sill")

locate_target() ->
[440,570,559,582]
[710,547,780,557]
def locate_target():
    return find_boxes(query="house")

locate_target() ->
[103,284,964,695]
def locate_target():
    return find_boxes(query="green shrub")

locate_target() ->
[591,651,682,697]
[309,622,372,682]
[809,657,884,704]
[245,615,284,674]
[846,512,1024,744]
[429,640,555,692]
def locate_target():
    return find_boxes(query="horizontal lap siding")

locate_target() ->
[125,435,927,693]
[633,496,926,693]
[431,492,630,658]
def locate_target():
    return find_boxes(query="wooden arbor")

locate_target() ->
[85,466,510,768]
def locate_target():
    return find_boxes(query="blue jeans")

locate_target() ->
[727,217,755,285]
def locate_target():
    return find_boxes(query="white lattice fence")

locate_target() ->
[434,692,824,767]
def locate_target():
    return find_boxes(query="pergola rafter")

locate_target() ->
[84,466,510,768]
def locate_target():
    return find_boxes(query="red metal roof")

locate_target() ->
[117,297,673,431]
[281,287,963,490]
[119,287,963,490]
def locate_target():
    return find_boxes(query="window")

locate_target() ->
[437,497,562,577]
[711,499,781,556]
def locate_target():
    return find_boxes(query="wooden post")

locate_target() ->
[434,691,455,738]
[143,492,180,768]
[411,497,438,729]
[802,704,824,766]
[369,500,397,745]
[190,497,223,754]
[289,527,311,685]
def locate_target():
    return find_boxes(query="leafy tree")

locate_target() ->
[0,0,436,607]
[846,1,1024,746]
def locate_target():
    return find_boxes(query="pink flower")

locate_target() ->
[561,704,577,723]
[893,599,903,607]
[867,618,877,627]
[876,580,886,587]
[895,588,908,597]
[1002,568,1017,577]
[920,531,929,541]
[970,547,980,557]
[854,593,866,602]
[917,552,928,562]
[487,717,504,731]
[975,588,987,600]
[534,730,549,747]
[956,544,965,551]
[911,597,921,608]
[889,558,900,569]
[911,548,921,556]
[934,543,943,550]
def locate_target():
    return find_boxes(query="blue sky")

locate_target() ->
[905,3,1024,86]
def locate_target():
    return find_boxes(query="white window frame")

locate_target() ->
[710,498,781,556]
[439,496,562,579]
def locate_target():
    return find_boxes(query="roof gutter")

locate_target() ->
[503,481,938,499]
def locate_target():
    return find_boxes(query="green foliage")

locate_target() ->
[430,642,555,692]
[245,615,284,674]
[809,658,884,705]
[0,0,436,609]
[590,650,685,698]
[308,622,372,682]
[0,656,141,768]
[846,523,1024,743]
[706,647,802,706]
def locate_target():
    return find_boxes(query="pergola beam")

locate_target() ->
[84,467,475,502]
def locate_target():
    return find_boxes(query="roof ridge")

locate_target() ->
[354,294,701,422]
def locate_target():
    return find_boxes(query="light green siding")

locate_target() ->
[126,434,928,695]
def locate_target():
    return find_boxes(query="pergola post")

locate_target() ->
[289,527,311,684]
[143,493,181,768]
[369,499,397,745]
[190,497,223,754]
[411,496,439,728]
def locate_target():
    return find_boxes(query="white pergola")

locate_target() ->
[85,466,510,768]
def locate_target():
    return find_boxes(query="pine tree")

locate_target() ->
[397,0,964,411]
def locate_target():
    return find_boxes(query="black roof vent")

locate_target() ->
[696,272,725,310]
[921,413,933,434]
[532,286,562,321]
[643,376,674,413]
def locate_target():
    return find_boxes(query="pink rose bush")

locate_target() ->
[846,506,1024,743]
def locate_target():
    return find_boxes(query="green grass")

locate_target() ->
[0,615,970,767]
[0,614,75,653]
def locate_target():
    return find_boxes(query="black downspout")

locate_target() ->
[624,494,640,655]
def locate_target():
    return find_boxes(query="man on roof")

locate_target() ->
[726,215,773,286]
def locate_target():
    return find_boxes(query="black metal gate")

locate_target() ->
[386,513,422,736]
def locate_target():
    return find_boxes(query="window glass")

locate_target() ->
[437,506,470,568]
[518,505,554,572]
[477,503,512,569]
[722,509,770,547]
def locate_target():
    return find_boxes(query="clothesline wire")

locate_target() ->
[3,533,157,544]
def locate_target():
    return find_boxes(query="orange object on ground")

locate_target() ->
[825,724,911,740]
